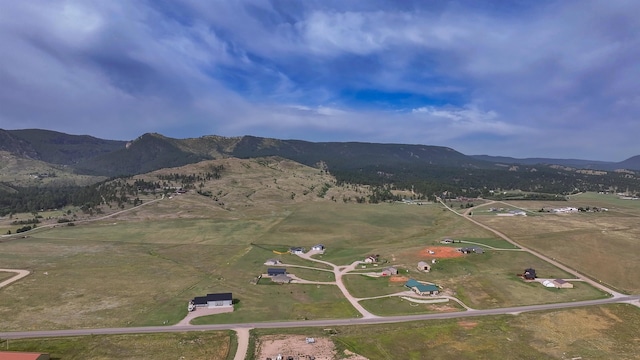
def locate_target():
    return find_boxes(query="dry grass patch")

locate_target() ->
[4,332,232,360]
[474,207,640,293]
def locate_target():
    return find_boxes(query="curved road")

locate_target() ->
[0,269,30,289]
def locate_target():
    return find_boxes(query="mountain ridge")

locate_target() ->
[1,129,639,178]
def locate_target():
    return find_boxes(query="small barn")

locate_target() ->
[311,244,325,251]
[191,293,233,308]
[552,279,574,288]
[267,268,287,277]
[417,261,431,272]
[523,268,537,280]
[381,267,398,276]
[441,238,454,244]
[364,255,378,263]
[459,246,484,254]
[405,279,439,296]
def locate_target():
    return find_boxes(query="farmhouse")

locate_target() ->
[364,255,378,263]
[552,279,574,288]
[417,261,431,272]
[311,244,325,251]
[459,246,484,254]
[0,352,50,360]
[404,279,439,296]
[523,268,537,280]
[381,267,398,276]
[268,268,288,277]
[264,259,282,266]
[289,247,305,255]
[191,293,233,309]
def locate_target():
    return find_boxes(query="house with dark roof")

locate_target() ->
[311,244,325,251]
[190,293,233,309]
[404,279,440,296]
[267,268,287,276]
[289,247,305,254]
[523,268,537,280]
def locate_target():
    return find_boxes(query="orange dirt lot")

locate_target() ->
[389,276,409,282]
[419,246,464,259]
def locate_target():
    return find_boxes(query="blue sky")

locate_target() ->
[0,0,638,161]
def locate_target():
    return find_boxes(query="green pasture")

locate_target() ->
[332,304,640,360]
[474,198,640,294]
[2,332,234,360]
[286,266,335,282]
[0,198,624,331]
[192,284,359,324]
[422,250,607,309]
[359,296,465,316]
[245,304,640,360]
[342,274,406,298]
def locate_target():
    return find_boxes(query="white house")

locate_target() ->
[191,293,233,309]
[311,244,325,251]
[289,247,305,255]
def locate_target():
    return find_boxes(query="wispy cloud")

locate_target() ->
[0,0,638,160]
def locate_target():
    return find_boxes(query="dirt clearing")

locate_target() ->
[418,246,463,259]
[255,335,369,360]
[389,275,409,282]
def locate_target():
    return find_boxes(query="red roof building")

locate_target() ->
[0,351,50,360]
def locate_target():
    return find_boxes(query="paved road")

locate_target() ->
[2,295,638,340]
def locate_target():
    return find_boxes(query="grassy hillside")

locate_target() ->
[0,151,105,187]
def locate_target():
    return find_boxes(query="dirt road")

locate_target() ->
[0,269,30,289]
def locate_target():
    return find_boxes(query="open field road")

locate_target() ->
[444,199,628,299]
[0,195,164,239]
[1,295,638,340]
[0,269,30,289]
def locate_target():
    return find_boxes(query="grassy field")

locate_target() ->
[333,304,640,360]
[343,250,606,309]
[245,304,640,360]
[2,331,233,360]
[286,267,335,282]
[192,284,358,324]
[0,271,16,282]
[473,193,640,294]
[359,296,465,316]
[342,274,407,298]
[0,194,617,330]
